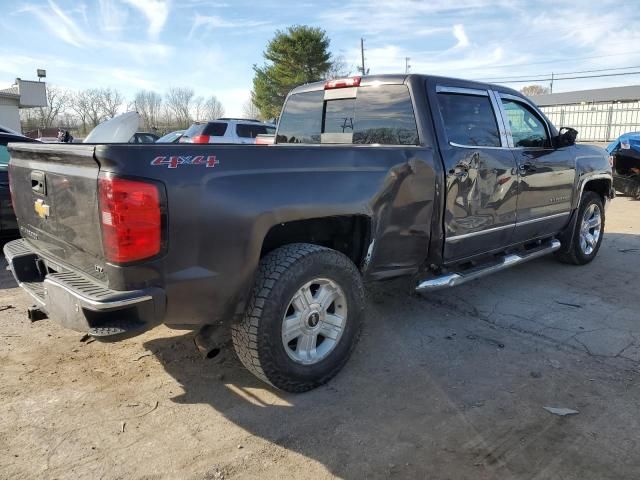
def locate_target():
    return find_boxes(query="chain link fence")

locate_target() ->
[540,101,640,142]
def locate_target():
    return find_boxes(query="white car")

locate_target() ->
[179,119,276,144]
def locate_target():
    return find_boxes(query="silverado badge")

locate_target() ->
[34,199,50,219]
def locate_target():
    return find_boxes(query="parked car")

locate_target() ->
[607,132,640,199]
[156,130,184,143]
[179,119,276,144]
[129,132,159,143]
[4,74,613,392]
[0,133,40,237]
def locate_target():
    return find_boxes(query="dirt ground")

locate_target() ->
[1,196,639,480]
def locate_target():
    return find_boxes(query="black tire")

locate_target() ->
[555,191,605,265]
[231,243,365,392]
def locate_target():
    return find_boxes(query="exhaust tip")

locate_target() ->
[194,323,229,359]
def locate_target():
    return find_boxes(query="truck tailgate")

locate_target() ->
[8,143,103,275]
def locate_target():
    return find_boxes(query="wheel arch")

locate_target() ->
[575,174,613,209]
[260,215,372,271]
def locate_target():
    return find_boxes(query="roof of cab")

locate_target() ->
[288,73,523,98]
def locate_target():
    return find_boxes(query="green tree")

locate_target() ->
[252,25,332,119]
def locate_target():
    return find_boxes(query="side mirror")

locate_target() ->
[555,127,578,147]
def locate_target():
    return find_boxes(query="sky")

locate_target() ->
[2,0,640,116]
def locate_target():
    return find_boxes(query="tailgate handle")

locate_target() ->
[31,171,46,195]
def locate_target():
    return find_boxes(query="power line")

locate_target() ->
[469,50,640,71]
[488,70,640,84]
[476,65,640,82]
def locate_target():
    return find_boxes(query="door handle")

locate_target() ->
[519,162,536,173]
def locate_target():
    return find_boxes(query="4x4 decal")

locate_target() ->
[150,155,219,169]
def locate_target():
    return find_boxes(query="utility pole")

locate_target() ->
[360,38,366,76]
[405,57,411,74]
[550,72,554,93]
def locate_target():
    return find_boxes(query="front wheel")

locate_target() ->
[232,243,365,392]
[555,191,605,265]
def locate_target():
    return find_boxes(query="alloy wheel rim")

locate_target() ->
[281,278,348,365]
[579,203,602,255]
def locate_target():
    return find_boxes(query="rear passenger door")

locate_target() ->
[496,93,576,243]
[431,84,519,261]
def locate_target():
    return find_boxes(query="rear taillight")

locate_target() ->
[98,176,162,263]
[190,135,210,144]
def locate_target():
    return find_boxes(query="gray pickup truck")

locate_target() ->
[4,74,613,392]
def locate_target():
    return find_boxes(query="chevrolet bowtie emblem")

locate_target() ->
[34,199,50,219]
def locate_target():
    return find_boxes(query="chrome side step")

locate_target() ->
[416,239,561,292]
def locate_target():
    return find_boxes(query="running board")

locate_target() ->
[416,239,561,292]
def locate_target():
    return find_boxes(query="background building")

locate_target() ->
[0,79,47,132]
[531,85,640,143]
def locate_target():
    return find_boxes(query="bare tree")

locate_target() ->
[241,99,261,120]
[35,86,71,128]
[99,88,124,119]
[325,55,351,80]
[520,85,551,96]
[203,95,224,120]
[165,87,195,128]
[192,96,205,122]
[71,89,105,131]
[134,90,163,130]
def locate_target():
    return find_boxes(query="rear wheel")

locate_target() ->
[231,243,364,392]
[555,191,605,265]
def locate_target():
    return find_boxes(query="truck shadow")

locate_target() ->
[142,233,640,479]
[0,241,18,290]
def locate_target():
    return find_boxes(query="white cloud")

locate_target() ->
[21,0,89,48]
[98,0,128,33]
[452,24,469,49]
[121,0,170,38]
[188,14,271,39]
[18,1,173,65]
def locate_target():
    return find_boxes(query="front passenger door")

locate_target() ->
[498,95,576,243]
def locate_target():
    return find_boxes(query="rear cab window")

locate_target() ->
[276,84,419,145]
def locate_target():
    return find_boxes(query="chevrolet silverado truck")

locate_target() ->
[4,74,613,392]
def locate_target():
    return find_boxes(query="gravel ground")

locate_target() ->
[0,196,639,480]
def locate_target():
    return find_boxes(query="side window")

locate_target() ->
[437,93,501,147]
[501,99,549,148]
[203,122,228,137]
[277,91,324,144]
[236,124,275,138]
